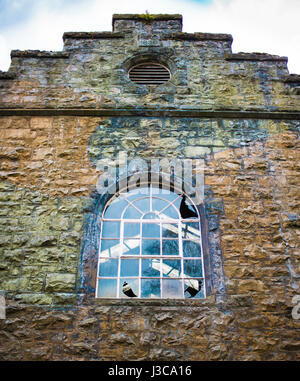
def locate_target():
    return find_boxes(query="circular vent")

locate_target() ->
[128,62,171,85]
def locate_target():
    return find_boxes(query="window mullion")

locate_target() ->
[139,218,142,297]
[160,220,162,298]
[150,183,152,212]
[138,257,141,298]
[200,233,206,298]
[96,217,105,298]
[118,219,124,298]
[179,219,185,298]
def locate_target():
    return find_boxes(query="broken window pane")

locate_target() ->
[119,278,139,298]
[184,278,204,299]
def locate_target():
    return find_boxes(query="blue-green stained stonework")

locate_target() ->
[87,117,298,165]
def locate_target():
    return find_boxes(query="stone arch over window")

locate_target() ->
[96,184,205,299]
[123,52,175,74]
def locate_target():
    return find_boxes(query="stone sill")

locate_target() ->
[92,295,215,307]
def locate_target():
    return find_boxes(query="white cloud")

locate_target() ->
[0,0,299,73]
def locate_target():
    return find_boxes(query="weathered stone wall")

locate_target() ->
[0,116,299,360]
[0,14,299,360]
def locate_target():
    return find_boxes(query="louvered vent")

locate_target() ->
[128,62,171,85]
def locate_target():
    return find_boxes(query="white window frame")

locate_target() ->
[95,185,206,299]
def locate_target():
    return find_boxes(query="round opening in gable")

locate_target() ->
[128,62,171,85]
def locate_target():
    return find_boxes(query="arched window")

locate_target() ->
[96,185,205,299]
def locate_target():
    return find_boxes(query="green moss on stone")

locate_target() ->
[113,13,182,21]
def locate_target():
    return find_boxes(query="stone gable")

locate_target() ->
[0,14,299,361]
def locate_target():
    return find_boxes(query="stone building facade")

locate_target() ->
[0,14,299,360]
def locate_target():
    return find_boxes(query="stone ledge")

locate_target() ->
[169,32,233,42]
[63,32,125,41]
[0,108,300,120]
[225,52,288,62]
[284,74,300,83]
[91,295,216,307]
[0,71,16,80]
[10,50,70,58]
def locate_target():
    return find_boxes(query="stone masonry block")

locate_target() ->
[45,273,76,292]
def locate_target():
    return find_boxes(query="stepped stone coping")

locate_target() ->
[284,74,300,83]
[63,31,125,40]
[168,32,233,42]
[10,50,70,58]
[225,52,288,62]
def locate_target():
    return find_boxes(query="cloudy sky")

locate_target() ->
[0,0,299,73]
